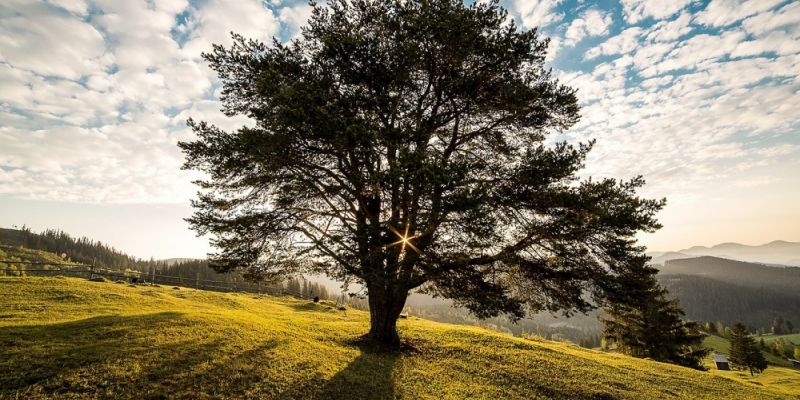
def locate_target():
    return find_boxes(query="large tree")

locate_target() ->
[180,0,664,346]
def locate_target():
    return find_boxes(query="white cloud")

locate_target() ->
[731,30,800,58]
[620,0,693,23]
[694,0,785,27]
[645,12,692,42]
[0,2,109,80]
[181,0,280,58]
[512,0,563,29]
[0,0,288,204]
[45,0,89,16]
[279,3,316,38]
[740,1,800,35]
[585,27,643,59]
[564,9,613,46]
[637,29,747,77]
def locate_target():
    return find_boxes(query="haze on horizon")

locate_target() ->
[1,0,799,260]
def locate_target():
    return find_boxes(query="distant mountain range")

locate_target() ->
[649,240,800,266]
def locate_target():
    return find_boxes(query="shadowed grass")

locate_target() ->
[0,277,797,399]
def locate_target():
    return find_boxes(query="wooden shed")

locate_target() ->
[713,354,730,370]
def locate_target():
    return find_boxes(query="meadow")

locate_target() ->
[1,276,797,399]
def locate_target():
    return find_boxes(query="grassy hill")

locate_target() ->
[702,334,789,367]
[764,332,800,346]
[1,277,798,399]
[701,334,800,393]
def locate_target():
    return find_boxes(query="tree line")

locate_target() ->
[659,274,800,331]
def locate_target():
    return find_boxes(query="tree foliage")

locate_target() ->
[601,263,709,370]
[728,322,768,376]
[180,0,664,345]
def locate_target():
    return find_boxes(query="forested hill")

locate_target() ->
[0,227,209,279]
[660,256,800,291]
[0,227,152,271]
[0,227,313,291]
[659,274,800,328]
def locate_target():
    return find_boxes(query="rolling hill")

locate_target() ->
[660,256,800,291]
[1,276,798,399]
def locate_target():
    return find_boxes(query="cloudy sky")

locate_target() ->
[1,0,798,259]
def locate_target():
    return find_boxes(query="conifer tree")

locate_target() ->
[601,262,709,370]
[729,322,767,376]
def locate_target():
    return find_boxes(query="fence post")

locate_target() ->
[89,265,94,280]
[196,271,200,289]
[151,268,156,285]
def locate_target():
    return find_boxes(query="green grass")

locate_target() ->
[0,244,70,267]
[1,277,798,400]
[703,333,792,366]
[761,332,800,346]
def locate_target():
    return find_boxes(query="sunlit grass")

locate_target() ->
[1,277,797,399]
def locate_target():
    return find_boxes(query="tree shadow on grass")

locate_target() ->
[0,312,279,399]
[307,337,403,400]
[286,302,339,313]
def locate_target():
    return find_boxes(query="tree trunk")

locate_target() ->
[367,290,407,347]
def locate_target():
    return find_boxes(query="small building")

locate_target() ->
[713,354,730,370]
[789,359,800,369]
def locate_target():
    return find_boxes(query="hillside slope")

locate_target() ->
[660,256,800,291]
[658,274,800,327]
[0,277,797,400]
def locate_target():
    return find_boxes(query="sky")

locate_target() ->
[1,0,799,259]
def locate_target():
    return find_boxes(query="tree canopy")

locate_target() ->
[180,0,664,346]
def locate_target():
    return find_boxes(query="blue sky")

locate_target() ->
[1,0,799,259]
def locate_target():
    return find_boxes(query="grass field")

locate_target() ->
[1,277,798,399]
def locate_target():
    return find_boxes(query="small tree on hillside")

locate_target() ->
[772,316,786,335]
[771,339,787,357]
[729,322,767,376]
[601,262,709,370]
[180,0,664,346]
